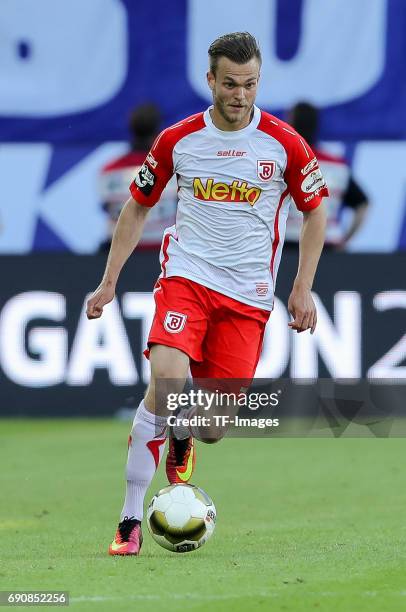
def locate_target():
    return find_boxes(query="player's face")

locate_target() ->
[207,57,260,130]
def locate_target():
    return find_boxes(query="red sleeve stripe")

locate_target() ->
[161,233,171,278]
[299,138,311,158]
[151,130,166,152]
[270,187,290,279]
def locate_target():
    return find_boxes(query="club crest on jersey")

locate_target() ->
[193,178,261,206]
[164,311,187,334]
[257,160,276,182]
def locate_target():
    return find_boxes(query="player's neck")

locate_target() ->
[210,106,254,132]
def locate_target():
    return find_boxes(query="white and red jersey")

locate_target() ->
[285,148,363,245]
[130,105,328,310]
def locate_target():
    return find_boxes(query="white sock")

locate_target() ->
[120,400,167,522]
[173,406,194,440]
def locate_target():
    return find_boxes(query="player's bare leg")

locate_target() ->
[186,387,241,444]
[144,345,190,416]
[143,346,198,485]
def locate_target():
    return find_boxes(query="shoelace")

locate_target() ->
[118,517,140,542]
[172,437,192,465]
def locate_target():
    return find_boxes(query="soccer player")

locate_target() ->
[284,101,369,250]
[86,32,328,556]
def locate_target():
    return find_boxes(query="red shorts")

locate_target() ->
[145,276,270,383]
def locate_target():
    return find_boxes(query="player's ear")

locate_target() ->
[207,71,215,90]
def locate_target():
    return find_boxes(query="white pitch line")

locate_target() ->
[71,592,276,603]
[70,590,406,604]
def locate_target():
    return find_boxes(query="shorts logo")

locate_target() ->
[257,160,276,182]
[255,283,269,296]
[164,311,187,333]
[134,163,156,196]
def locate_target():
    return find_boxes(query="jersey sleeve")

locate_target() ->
[129,130,174,207]
[284,136,329,212]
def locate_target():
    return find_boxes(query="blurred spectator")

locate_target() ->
[285,102,369,251]
[98,103,177,252]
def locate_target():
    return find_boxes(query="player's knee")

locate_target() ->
[151,363,184,380]
[198,433,224,444]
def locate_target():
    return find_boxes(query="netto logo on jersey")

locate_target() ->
[193,178,261,206]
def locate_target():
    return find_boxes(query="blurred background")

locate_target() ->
[1,0,405,416]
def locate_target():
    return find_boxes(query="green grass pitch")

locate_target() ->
[0,420,405,611]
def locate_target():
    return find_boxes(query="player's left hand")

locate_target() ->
[287,283,317,334]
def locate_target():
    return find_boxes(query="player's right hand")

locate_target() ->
[86,284,115,319]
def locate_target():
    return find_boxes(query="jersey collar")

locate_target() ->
[204,105,261,138]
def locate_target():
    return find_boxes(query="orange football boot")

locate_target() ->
[108,517,143,556]
[166,435,196,484]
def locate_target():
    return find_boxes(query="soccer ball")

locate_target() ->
[146,484,216,553]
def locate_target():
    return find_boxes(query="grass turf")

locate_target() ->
[0,419,405,611]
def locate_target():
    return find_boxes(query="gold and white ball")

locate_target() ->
[147,484,216,553]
